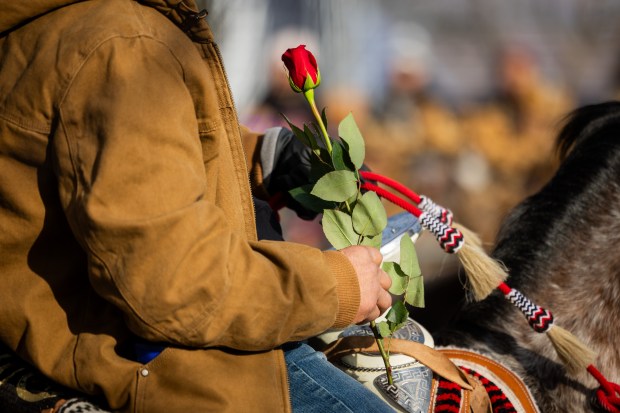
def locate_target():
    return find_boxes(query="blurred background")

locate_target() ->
[199,0,620,327]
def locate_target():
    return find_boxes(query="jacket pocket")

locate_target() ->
[132,347,289,413]
[198,119,220,164]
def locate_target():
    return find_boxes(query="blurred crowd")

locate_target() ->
[243,36,572,250]
[199,0,620,291]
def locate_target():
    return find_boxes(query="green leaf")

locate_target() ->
[352,191,387,237]
[308,123,335,164]
[338,113,366,169]
[322,209,357,249]
[359,233,382,248]
[309,159,334,183]
[386,301,409,332]
[383,261,407,295]
[321,107,329,130]
[376,321,392,338]
[345,191,359,207]
[405,276,425,308]
[311,170,358,202]
[289,185,336,213]
[303,124,322,156]
[281,114,313,148]
[399,235,421,278]
[317,147,333,166]
[331,141,350,171]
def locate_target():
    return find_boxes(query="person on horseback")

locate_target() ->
[0,1,393,412]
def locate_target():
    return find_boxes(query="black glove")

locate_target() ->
[261,127,317,220]
[261,127,373,220]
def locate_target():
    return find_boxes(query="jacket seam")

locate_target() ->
[58,109,182,345]
[201,40,257,240]
[184,239,235,341]
[58,34,186,109]
[0,111,50,135]
[56,34,201,345]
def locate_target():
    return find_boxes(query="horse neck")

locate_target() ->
[446,131,620,336]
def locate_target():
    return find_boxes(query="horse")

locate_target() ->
[431,101,620,412]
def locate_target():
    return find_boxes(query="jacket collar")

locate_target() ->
[0,0,212,42]
[137,0,212,42]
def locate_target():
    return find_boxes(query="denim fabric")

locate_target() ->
[283,342,393,413]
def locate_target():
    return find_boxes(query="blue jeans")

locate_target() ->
[283,342,393,413]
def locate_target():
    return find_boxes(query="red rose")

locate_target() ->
[281,45,321,93]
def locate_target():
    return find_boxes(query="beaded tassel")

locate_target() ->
[418,212,463,253]
[497,282,596,375]
[501,286,554,333]
[419,195,453,225]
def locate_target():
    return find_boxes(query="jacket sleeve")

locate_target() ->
[52,35,359,350]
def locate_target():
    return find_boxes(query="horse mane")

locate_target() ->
[556,101,620,160]
[442,100,620,330]
[433,102,620,411]
[493,101,620,289]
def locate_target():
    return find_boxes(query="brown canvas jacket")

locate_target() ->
[0,0,360,411]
